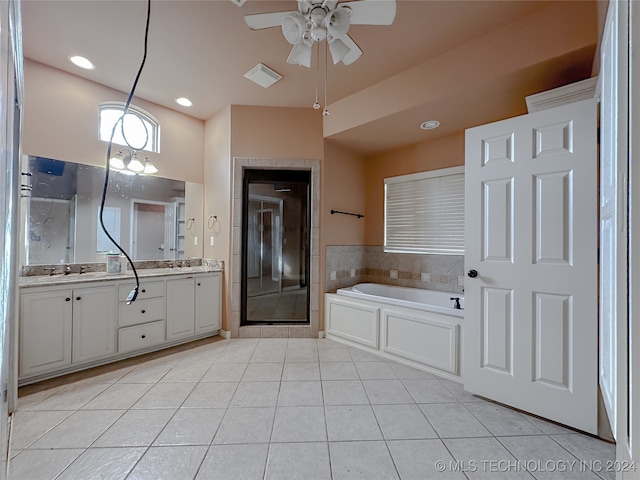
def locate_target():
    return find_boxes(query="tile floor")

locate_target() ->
[247,289,307,321]
[9,337,615,480]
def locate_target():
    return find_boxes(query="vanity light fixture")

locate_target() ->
[109,148,157,175]
[69,55,95,70]
[143,158,158,174]
[176,97,193,107]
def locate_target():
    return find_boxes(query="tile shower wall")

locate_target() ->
[325,246,464,294]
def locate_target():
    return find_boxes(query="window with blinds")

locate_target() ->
[384,166,465,254]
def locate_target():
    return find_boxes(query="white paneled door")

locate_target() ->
[464,99,598,434]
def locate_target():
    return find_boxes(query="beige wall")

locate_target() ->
[363,132,465,245]
[203,107,232,330]
[319,140,366,330]
[230,105,323,159]
[23,60,204,183]
[203,105,323,333]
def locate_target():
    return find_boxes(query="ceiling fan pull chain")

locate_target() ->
[313,42,321,109]
[323,40,329,116]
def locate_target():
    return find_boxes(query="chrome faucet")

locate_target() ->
[80,265,87,274]
[450,297,461,310]
[64,264,71,275]
[45,267,56,276]
[166,260,173,268]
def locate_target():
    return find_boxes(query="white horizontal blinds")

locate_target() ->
[384,167,465,254]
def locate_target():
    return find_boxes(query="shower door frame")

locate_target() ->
[240,168,311,326]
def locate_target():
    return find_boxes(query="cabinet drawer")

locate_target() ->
[118,281,164,302]
[118,320,166,354]
[119,297,165,327]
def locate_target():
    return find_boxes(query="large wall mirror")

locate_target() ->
[23,155,198,265]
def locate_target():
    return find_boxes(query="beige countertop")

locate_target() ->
[20,265,223,288]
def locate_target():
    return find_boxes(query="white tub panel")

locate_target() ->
[382,309,458,374]
[326,296,379,349]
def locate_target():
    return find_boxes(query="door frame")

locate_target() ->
[247,193,284,293]
[129,198,174,260]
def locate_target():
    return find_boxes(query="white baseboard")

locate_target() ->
[318,330,325,338]
[220,329,231,339]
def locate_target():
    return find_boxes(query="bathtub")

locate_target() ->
[336,283,464,318]
[326,283,464,378]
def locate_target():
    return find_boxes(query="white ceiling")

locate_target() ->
[21,0,597,155]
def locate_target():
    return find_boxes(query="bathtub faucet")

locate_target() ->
[450,297,461,310]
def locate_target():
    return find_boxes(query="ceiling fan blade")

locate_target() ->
[287,41,313,68]
[244,11,296,30]
[338,34,362,65]
[341,0,396,25]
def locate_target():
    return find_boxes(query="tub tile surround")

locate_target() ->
[9,337,615,480]
[231,158,320,339]
[325,245,464,293]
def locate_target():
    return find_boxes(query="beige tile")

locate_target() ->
[196,444,268,480]
[132,382,197,409]
[154,408,225,446]
[271,406,327,442]
[10,410,73,450]
[56,447,145,480]
[29,410,124,449]
[93,409,175,447]
[9,449,84,480]
[265,442,331,480]
[329,441,399,480]
[128,445,208,480]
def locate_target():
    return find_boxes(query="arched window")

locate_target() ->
[99,102,160,153]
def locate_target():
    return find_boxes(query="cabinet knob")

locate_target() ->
[76,296,81,301]
[197,283,201,286]
[141,334,146,339]
[142,289,146,293]
[141,310,146,314]
[65,297,71,302]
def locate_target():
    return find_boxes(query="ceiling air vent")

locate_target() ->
[244,63,282,88]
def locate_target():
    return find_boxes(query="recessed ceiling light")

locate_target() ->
[420,120,440,130]
[69,55,95,70]
[176,97,193,107]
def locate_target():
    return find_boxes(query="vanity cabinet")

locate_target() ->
[167,277,196,340]
[20,284,116,377]
[167,273,222,340]
[20,289,72,376]
[19,270,223,385]
[196,274,222,333]
[71,286,117,363]
[118,280,166,353]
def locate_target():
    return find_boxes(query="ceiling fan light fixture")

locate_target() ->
[328,38,351,64]
[287,41,313,68]
[244,63,282,88]
[282,14,305,44]
[326,8,350,39]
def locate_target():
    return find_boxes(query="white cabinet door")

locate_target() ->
[195,274,221,333]
[167,277,195,340]
[72,286,117,363]
[464,99,598,434]
[20,290,72,376]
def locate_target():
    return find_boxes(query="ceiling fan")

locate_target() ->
[244,0,396,68]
